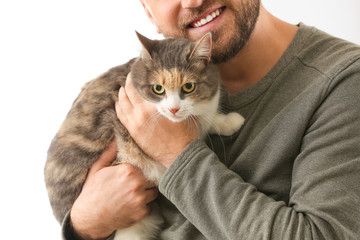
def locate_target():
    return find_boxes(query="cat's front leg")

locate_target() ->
[209,112,245,136]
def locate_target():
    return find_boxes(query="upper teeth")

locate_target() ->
[193,8,223,28]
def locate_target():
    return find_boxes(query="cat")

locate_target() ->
[44,31,245,239]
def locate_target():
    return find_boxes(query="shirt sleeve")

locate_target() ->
[159,62,360,240]
[61,211,115,240]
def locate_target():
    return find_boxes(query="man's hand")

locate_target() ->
[115,74,199,168]
[70,140,158,240]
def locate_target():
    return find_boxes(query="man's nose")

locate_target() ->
[181,0,203,9]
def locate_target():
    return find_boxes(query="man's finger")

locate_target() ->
[118,86,134,110]
[144,180,157,189]
[145,187,159,204]
[116,88,133,125]
[124,74,145,106]
[88,139,117,176]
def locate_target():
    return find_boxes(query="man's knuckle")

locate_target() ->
[121,164,138,176]
[134,207,149,221]
[136,195,147,205]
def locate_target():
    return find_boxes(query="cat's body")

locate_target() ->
[45,32,244,239]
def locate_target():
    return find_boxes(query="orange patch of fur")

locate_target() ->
[154,68,186,91]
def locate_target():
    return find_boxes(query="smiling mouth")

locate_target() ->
[189,7,225,28]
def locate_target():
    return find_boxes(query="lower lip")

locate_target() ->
[187,8,226,36]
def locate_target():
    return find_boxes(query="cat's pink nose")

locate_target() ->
[169,107,180,114]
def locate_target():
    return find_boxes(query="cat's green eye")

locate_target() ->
[152,84,165,95]
[182,82,196,93]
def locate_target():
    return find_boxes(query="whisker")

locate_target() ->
[196,115,215,151]
[197,114,227,162]
[188,115,200,140]
[138,113,165,159]
[138,112,161,146]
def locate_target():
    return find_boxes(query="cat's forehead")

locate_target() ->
[152,68,193,89]
[150,40,193,65]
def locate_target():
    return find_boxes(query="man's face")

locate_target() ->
[142,0,260,63]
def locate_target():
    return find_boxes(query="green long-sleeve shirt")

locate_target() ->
[158,23,360,239]
[63,23,360,239]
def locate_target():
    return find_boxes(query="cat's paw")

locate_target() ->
[219,112,245,136]
[207,112,245,136]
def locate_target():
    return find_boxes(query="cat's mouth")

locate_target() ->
[161,110,189,123]
[167,114,187,123]
[188,7,225,29]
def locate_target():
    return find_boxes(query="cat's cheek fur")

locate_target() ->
[192,90,221,136]
[192,90,244,136]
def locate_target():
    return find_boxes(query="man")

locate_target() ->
[63,0,360,239]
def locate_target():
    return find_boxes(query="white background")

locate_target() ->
[0,1,359,239]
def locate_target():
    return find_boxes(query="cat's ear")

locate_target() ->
[189,32,212,64]
[136,31,154,60]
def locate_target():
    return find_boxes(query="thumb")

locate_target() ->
[88,139,117,176]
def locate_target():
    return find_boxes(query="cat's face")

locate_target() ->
[144,67,216,122]
[131,32,220,123]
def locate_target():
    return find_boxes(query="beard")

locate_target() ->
[211,0,260,63]
[171,0,260,64]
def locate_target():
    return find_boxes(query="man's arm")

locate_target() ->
[62,211,116,240]
[159,63,360,239]
[117,63,360,239]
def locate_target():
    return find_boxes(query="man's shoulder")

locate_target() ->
[295,24,360,80]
